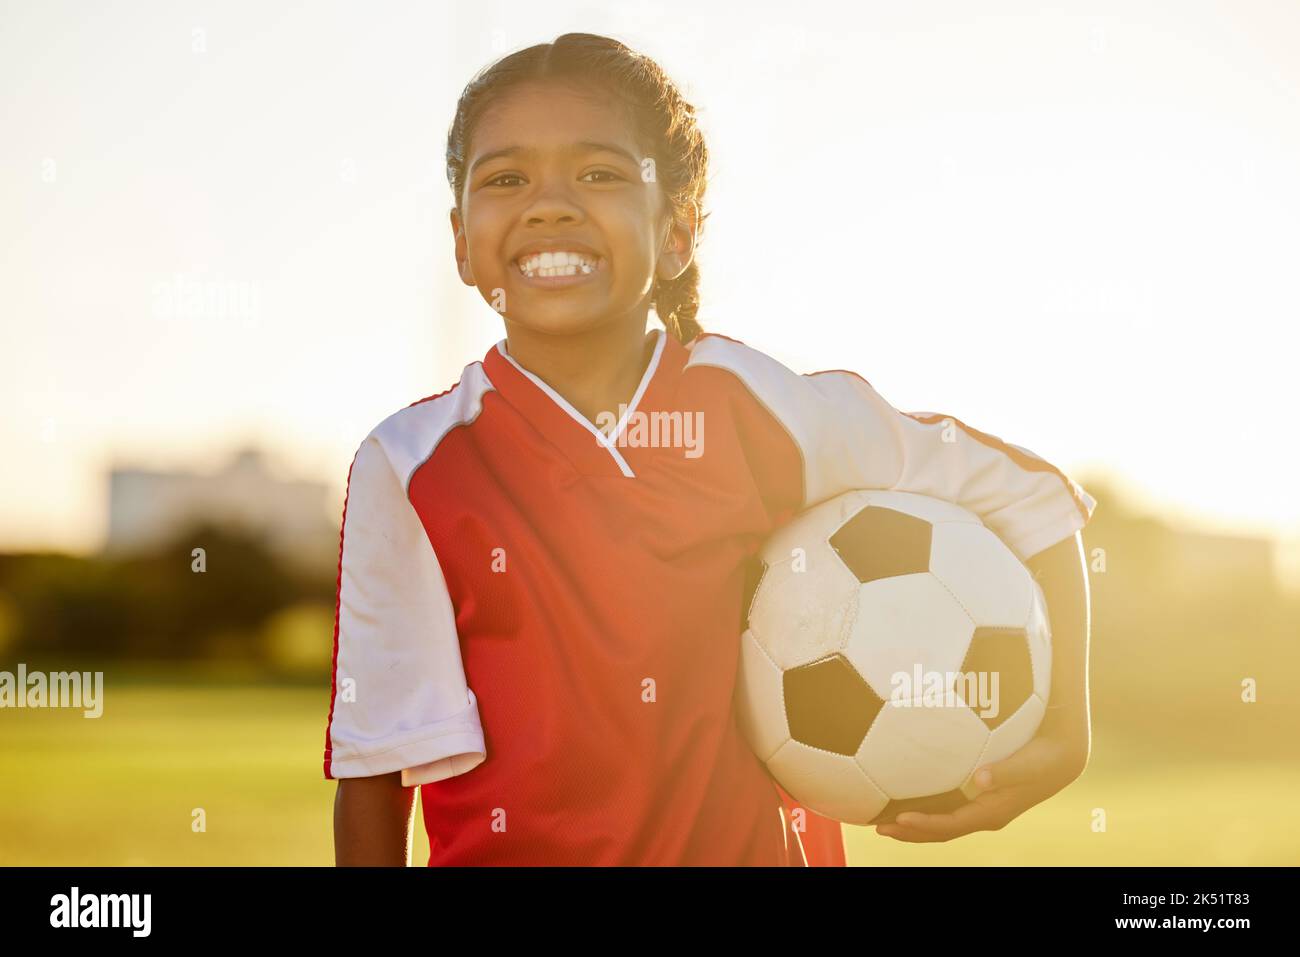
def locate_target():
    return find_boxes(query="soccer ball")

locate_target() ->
[736,489,1051,826]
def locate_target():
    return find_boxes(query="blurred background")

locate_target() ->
[2,0,1298,865]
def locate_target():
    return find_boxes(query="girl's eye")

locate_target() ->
[484,169,622,188]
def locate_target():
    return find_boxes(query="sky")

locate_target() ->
[3,0,1299,571]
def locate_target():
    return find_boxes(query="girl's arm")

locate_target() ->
[1028,529,1092,767]
[875,530,1092,842]
[334,774,418,866]
[324,431,487,864]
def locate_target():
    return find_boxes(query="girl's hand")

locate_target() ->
[873,729,1088,843]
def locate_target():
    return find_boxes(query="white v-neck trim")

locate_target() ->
[494,329,665,478]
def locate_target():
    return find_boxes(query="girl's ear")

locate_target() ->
[450,206,476,286]
[656,200,699,282]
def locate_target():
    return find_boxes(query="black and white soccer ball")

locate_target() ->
[736,489,1051,826]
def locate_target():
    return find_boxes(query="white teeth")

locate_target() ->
[516,250,599,278]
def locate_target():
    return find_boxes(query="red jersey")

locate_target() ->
[323,329,1095,866]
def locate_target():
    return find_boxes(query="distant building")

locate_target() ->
[105,447,338,574]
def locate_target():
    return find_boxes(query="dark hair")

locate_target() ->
[445,33,710,345]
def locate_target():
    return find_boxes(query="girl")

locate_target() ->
[325,33,1095,866]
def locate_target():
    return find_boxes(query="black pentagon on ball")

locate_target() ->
[783,654,882,755]
[829,505,933,584]
[956,626,1033,731]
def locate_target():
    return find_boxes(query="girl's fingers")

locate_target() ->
[973,735,1060,790]
[877,791,1011,842]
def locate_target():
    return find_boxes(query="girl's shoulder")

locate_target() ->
[683,330,786,374]
[352,357,494,485]
[684,330,871,391]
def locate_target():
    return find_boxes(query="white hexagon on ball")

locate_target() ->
[844,572,976,701]
[857,697,990,799]
[748,541,860,670]
[929,522,1034,627]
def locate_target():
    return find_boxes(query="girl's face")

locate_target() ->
[451,79,693,337]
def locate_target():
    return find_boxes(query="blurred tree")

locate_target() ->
[0,519,335,661]
[1078,476,1300,762]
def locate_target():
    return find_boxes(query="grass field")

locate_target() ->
[2,669,1297,866]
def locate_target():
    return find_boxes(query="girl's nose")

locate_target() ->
[523,180,584,225]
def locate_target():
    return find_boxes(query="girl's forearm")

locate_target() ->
[1026,530,1093,765]
[334,773,418,866]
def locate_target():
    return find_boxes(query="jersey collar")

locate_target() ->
[482,327,687,478]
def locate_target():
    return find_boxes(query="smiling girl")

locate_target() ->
[325,33,1096,866]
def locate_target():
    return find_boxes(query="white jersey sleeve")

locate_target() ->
[324,431,485,786]
[821,373,1096,561]
[688,336,1096,562]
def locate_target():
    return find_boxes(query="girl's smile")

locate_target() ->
[511,243,610,287]
[452,78,677,337]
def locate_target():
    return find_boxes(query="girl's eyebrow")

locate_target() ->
[470,141,640,174]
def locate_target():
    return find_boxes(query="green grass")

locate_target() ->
[0,678,332,866]
[845,758,1300,866]
[2,674,1296,866]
